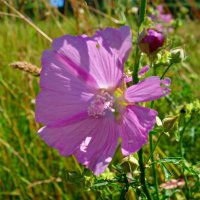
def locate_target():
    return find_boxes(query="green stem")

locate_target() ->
[160,63,173,79]
[146,132,165,163]
[132,1,152,199]
[133,0,147,84]
[149,62,173,197]
[179,116,192,198]
[151,62,171,109]
[179,116,192,158]
[149,133,160,200]
[148,61,174,199]
[138,149,152,200]
[133,43,141,84]
[120,174,129,200]
[149,63,159,200]
[139,0,147,26]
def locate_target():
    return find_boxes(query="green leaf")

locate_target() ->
[160,162,172,181]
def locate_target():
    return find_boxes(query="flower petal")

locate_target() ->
[125,76,171,103]
[52,26,132,88]
[38,117,119,175]
[96,26,132,64]
[120,105,157,156]
[75,116,119,175]
[36,50,95,126]
[38,119,96,158]
[138,65,150,77]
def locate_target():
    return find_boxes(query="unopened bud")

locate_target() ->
[120,156,138,173]
[138,29,165,54]
[163,115,179,132]
[170,48,185,63]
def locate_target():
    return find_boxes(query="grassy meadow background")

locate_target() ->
[0,0,200,199]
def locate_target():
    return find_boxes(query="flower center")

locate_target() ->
[88,91,115,118]
[88,86,128,119]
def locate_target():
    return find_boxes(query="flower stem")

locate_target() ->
[160,63,173,79]
[139,0,147,26]
[119,174,129,200]
[138,149,152,200]
[133,0,147,84]
[149,63,160,200]
[146,132,165,163]
[132,1,152,199]
[149,133,160,200]
[133,43,141,84]
[179,116,192,198]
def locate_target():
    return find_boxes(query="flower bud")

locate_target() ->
[170,48,185,63]
[162,115,179,132]
[120,156,138,173]
[138,29,165,54]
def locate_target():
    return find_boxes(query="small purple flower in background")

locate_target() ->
[160,178,185,190]
[36,26,170,175]
[139,29,165,54]
[157,5,173,24]
[150,4,173,33]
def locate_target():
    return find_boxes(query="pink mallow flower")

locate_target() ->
[36,26,170,175]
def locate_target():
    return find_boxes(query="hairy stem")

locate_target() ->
[132,1,152,199]
[133,0,147,84]
[133,43,141,84]
[133,0,151,199]
[149,133,160,200]
[139,0,147,26]
[138,149,152,200]
[149,63,159,200]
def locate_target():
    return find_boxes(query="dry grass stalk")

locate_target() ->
[0,137,28,167]
[10,61,41,76]
[28,177,62,188]
[2,0,52,43]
